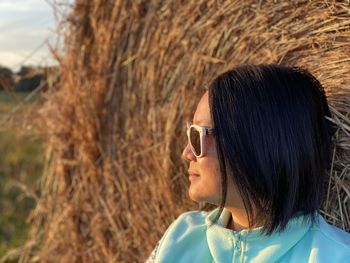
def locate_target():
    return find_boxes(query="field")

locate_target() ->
[0,90,44,260]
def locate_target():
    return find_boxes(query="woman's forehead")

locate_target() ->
[193,91,211,125]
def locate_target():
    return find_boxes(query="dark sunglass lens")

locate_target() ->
[190,127,201,156]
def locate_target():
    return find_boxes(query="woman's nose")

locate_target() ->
[182,143,196,162]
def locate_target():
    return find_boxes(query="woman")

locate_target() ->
[146,64,350,263]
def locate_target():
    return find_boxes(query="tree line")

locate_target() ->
[0,65,48,92]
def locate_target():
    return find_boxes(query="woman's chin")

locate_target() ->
[188,188,202,203]
[188,189,217,205]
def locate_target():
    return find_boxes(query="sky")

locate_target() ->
[0,0,71,72]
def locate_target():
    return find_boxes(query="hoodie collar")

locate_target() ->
[205,207,315,262]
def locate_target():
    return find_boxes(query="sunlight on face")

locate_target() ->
[185,91,222,205]
[182,91,245,209]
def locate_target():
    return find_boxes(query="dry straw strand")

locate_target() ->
[3,1,349,262]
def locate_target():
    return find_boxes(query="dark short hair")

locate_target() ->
[207,64,337,235]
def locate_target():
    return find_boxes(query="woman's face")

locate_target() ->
[182,91,244,208]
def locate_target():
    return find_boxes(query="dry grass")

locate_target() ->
[3,0,350,262]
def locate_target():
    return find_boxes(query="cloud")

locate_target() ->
[0,0,58,70]
[0,51,23,67]
[0,0,52,12]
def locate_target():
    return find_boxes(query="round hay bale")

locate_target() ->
[14,1,350,262]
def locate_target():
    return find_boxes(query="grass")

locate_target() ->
[0,90,44,260]
[0,91,33,103]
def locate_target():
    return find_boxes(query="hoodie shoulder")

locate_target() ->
[176,210,209,225]
[153,210,209,261]
[298,215,350,262]
[163,210,208,238]
[315,216,350,251]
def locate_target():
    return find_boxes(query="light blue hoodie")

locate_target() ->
[147,207,350,263]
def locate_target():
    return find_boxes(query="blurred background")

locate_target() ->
[0,0,63,259]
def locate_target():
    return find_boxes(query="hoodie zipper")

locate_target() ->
[235,234,241,251]
[233,233,244,263]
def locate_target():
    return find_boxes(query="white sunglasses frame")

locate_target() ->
[186,122,214,158]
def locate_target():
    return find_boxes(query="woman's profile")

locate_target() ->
[146,64,350,263]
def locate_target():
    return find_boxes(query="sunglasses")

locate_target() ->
[186,122,214,158]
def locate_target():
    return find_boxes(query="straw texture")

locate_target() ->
[13,1,350,262]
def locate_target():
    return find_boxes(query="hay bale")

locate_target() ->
[14,1,350,262]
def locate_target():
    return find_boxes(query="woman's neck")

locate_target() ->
[225,206,250,231]
[226,213,249,231]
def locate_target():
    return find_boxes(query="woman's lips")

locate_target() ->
[189,175,200,181]
[188,171,200,180]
